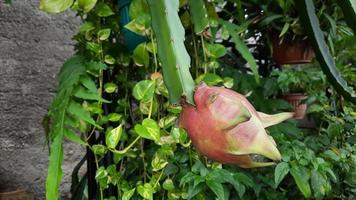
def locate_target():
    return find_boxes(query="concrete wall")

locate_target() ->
[0,0,83,199]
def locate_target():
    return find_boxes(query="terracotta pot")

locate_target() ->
[282,93,307,119]
[272,37,315,65]
[0,190,34,200]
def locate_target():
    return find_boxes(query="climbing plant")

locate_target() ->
[40,0,355,199]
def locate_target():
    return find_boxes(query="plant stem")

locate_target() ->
[141,139,147,183]
[117,184,121,198]
[188,146,193,167]
[150,32,159,72]
[200,35,208,73]
[148,98,154,119]
[94,154,104,200]
[192,31,199,78]
[111,136,141,154]
[153,169,165,188]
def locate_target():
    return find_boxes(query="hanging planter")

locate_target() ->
[272,36,315,65]
[282,93,308,119]
[118,0,147,52]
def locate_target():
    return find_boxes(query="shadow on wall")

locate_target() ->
[0,0,84,199]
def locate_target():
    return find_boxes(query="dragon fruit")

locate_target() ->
[180,83,294,168]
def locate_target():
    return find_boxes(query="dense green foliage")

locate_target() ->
[39,0,355,199]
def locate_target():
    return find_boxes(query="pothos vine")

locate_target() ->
[40,0,356,199]
[43,0,238,199]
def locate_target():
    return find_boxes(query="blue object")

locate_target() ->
[118,0,147,52]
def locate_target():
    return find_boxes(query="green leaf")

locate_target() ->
[146,41,157,53]
[74,86,110,103]
[188,182,204,199]
[207,169,246,198]
[339,0,356,34]
[129,0,149,19]
[137,183,154,200]
[180,172,196,186]
[151,153,168,171]
[80,75,97,93]
[133,43,149,67]
[95,166,108,180]
[163,179,175,191]
[58,56,86,90]
[311,170,326,199]
[148,0,196,104]
[170,127,188,145]
[78,0,97,13]
[187,0,209,34]
[207,169,234,184]
[64,129,87,145]
[206,1,219,27]
[46,132,64,200]
[107,113,122,122]
[95,2,114,17]
[196,73,223,86]
[223,77,234,88]
[233,173,254,188]
[167,105,182,114]
[67,101,98,127]
[202,61,220,71]
[296,0,356,103]
[220,20,260,83]
[125,15,151,36]
[39,0,73,13]
[132,80,155,101]
[104,55,115,65]
[106,124,123,149]
[139,98,158,115]
[205,43,227,59]
[274,162,290,188]
[85,61,108,71]
[322,150,339,161]
[134,118,160,141]
[79,22,95,33]
[92,144,108,156]
[159,115,177,128]
[45,57,85,199]
[122,188,136,200]
[279,22,290,38]
[104,82,117,93]
[86,42,101,54]
[98,28,111,40]
[260,14,283,26]
[206,179,225,200]
[290,164,311,198]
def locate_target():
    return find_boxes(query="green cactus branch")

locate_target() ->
[147,0,195,105]
[188,0,209,34]
[296,0,356,103]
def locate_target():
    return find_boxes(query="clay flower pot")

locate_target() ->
[282,93,308,119]
[272,37,315,65]
[0,190,34,200]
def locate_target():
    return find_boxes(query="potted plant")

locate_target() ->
[246,0,343,65]
[271,67,310,119]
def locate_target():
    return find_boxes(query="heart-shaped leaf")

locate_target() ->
[133,80,155,101]
[134,118,160,141]
[106,124,123,149]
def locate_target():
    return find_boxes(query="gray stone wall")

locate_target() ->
[0,0,83,199]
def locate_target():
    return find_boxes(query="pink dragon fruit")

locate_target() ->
[180,83,294,168]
